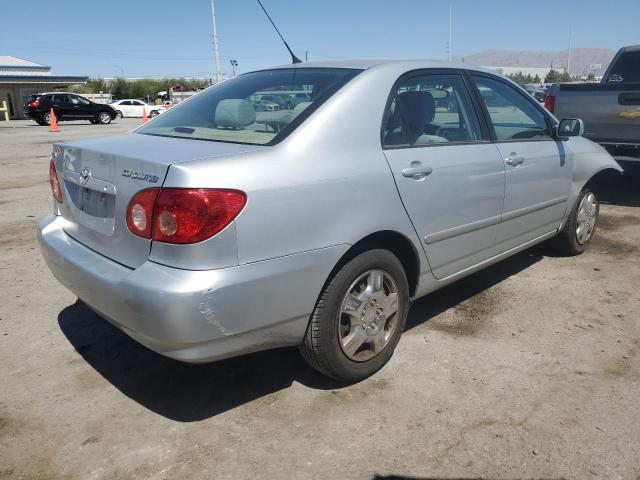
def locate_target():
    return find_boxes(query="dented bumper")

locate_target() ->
[38,214,348,363]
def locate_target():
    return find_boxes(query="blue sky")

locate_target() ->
[3,0,639,78]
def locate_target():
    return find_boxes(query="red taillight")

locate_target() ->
[28,100,40,108]
[49,160,63,203]
[153,189,246,244]
[544,94,555,114]
[126,188,160,239]
[126,188,246,244]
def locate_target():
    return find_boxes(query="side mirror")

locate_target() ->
[557,118,584,138]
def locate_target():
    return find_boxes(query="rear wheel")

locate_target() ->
[552,188,599,255]
[42,111,57,126]
[97,111,112,124]
[149,110,160,118]
[300,249,409,381]
[115,110,123,119]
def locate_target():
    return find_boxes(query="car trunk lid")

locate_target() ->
[56,133,264,268]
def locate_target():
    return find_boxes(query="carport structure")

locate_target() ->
[0,56,87,120]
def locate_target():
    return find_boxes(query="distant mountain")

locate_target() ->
[454,48,616,76]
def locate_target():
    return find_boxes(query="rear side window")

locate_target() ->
[383,73,483,147]
[52,94,68,103]
[608,51,640,82]
[471,75,552,141]
[138,68,362,145]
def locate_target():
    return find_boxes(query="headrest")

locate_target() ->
[215,99,256,128]
[397,91,436,133]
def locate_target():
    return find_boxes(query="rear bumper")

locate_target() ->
[38,214,347,363]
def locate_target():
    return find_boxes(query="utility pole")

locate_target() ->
[567,29,572,77]
[210,0,221,83]
[447,6,452,62]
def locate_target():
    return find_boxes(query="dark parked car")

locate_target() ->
[25,93,118,126]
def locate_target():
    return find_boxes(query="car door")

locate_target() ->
[131,100,145,117]
[470,74,571,251]
[68,94,93,119]
[117,100,132,117]
[51,94,72,118]
[382,71,506,279]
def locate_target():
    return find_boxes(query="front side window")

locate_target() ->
[471,75,552,141]
[70,95,90,105]
[383,74,482,147]
[138,68,362,145]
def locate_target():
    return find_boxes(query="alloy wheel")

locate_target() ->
[576,192,598,244]
[338,269,399,362]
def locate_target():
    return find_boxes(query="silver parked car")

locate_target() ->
[39,61,621,381]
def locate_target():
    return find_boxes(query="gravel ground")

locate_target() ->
[1,119,639,480]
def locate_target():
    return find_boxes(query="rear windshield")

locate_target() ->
[138,68,362,145]
[609,51,640,82]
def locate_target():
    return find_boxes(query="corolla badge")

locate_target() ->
[122,169,159,183]
[79,167,91,185]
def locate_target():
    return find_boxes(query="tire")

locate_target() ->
[115,110,123,119]
[97,111,112,124]
[300,249,410,382]
[149,110,159,118]
[551,188,599,255]
[42,111,57,126]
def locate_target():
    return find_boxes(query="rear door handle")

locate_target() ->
[402,163,433,180]
[504,154,525,167]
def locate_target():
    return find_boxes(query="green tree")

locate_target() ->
[545,69,562,83]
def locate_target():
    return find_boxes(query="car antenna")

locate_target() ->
[256,0,302,64]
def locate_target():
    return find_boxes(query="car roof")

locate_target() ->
[254,59,496,75]
[39,92,86,96]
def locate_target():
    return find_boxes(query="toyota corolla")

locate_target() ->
[39,61,621,381]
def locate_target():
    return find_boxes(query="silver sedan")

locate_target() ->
[39,60,621,381]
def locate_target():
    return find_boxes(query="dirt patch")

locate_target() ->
[591,233,638,255]
[0,220,38,249]
[598,213,640,232]
[604,339,639,378]
[426,287,502,336]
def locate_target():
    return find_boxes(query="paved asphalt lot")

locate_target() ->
[1,119,639,480]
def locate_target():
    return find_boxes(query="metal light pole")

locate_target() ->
[567,29,572,77]
[210,0,221,83]
[448,6,452,62]
[230,59,238,76]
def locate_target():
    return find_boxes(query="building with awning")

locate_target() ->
[0,56,87,120]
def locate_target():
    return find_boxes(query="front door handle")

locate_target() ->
[505,153,525,167]
[402,163,433,180]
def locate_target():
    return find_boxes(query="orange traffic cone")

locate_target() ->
[142,108,148,124]
[49,108,59,132]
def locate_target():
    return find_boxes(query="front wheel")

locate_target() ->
[149,110,160,118]
[115,110,123,119]
[97,111,112,124]
[300,249,410,382]
[552,188,599,255]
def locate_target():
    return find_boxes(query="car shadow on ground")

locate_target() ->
[58,247,543,422]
